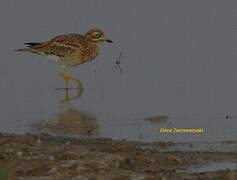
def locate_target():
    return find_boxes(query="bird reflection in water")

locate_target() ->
[32,89,98,136]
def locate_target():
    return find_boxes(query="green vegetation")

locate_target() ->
[0,168,7,180]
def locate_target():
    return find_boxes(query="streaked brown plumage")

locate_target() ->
[16,29,113,90]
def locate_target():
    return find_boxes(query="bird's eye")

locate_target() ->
[93,33,101,38]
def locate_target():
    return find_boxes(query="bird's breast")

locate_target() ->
[80,44,99,62]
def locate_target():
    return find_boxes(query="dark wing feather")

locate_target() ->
[24,42,41,47]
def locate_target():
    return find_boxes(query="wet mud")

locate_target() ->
[0,133,236,180]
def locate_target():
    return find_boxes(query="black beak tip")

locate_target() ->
[107,39,113,43]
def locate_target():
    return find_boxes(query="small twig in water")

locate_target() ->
[115,51,124,75]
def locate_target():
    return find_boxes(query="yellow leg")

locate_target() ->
[59,72,71,89]
[59,70,83,90]
[71,77,83,89]
[61,88,83,104]
[65,79,70,89]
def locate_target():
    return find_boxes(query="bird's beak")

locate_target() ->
[105,39,113,43]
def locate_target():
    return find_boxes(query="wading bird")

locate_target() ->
[16,29,113,90]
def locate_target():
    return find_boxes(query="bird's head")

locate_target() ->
[85,29,113,44]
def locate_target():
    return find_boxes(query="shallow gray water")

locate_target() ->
[0,0,237,142]
[188,161,237,174]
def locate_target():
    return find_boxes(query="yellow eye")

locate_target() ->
[93,32,101,38]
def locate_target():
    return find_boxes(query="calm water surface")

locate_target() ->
[0,0,237,142]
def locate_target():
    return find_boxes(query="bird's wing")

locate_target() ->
[49,34,85,48]
[31,34,87,57]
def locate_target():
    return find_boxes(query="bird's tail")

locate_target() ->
[14,48,31,52]
[14,42,41,52]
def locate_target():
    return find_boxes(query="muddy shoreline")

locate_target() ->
[0,133,236,180]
